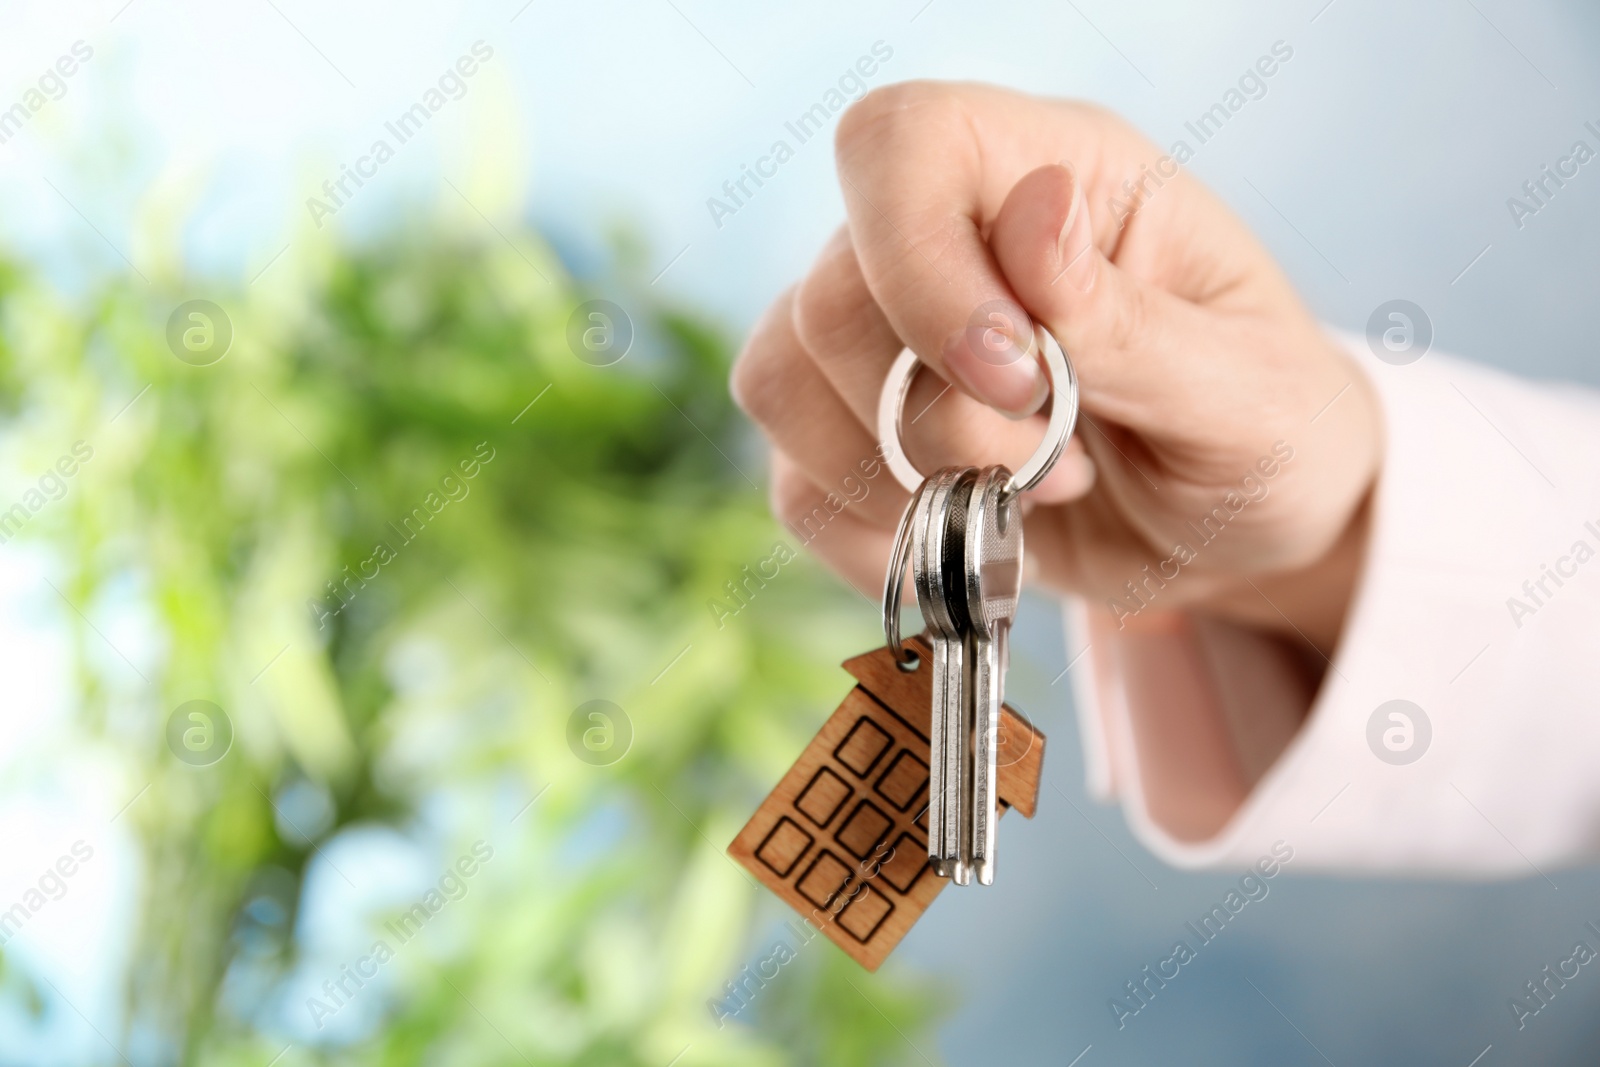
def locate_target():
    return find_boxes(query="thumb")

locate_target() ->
[989,163,1213,425]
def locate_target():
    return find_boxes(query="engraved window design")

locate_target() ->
[834,716,892,779]
[754,816,813,878]
[837,884,894,942]
[795,850,854,911]
[795,766,852,828]
[874,749,928,812]
[835,799,893,861]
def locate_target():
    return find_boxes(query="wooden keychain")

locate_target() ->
[729,326,1078,970]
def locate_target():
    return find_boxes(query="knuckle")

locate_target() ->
[835,83,912,154]
[727,343,775,423]
[835,80,967,163]
[792,244,864,357]
[1106,278,1150,353]
[729,292,797,422]
[768,465,818,526]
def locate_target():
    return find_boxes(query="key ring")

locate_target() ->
[875,323,1078,503]
[881,475,931,671]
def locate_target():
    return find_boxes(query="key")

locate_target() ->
[940,469,981,887]
[962,466,1023,885]
[916,466,978,884]
[912,466,963,881]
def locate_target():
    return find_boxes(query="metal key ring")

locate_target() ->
[876,323,1078,502]
[881,477,932,671]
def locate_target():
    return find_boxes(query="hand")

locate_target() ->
[730,81,1380,656]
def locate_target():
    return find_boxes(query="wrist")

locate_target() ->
[1199,337,1382,658]
[1201,490,1373,662]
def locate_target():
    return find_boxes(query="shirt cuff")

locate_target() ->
[1066,334,1600,874]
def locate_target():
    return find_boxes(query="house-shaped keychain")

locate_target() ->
[729,635,1046,970]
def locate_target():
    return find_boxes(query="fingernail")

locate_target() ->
[943,313,1048,419]
[1058,167,1096,292]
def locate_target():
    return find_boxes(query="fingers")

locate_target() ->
[835,82,1049,419]
[789,226,1097,502]
[988,162,1236,439]
[769,451,897,602]
[835,83,1271,438]
[730,289,911,530]
[792,226,903,430]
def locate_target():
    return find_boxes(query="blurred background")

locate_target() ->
[2,0,1598,1064]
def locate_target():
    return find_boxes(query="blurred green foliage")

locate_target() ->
[0,219,942,1064]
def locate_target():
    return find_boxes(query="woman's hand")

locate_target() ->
[730,81,1380,656]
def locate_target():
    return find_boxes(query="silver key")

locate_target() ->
[914,465,976,883]
[963,466,1023,885]
[912,466,960,881]
[941,470,981,887]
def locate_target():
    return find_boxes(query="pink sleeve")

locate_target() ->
[1066,337,1600,874]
